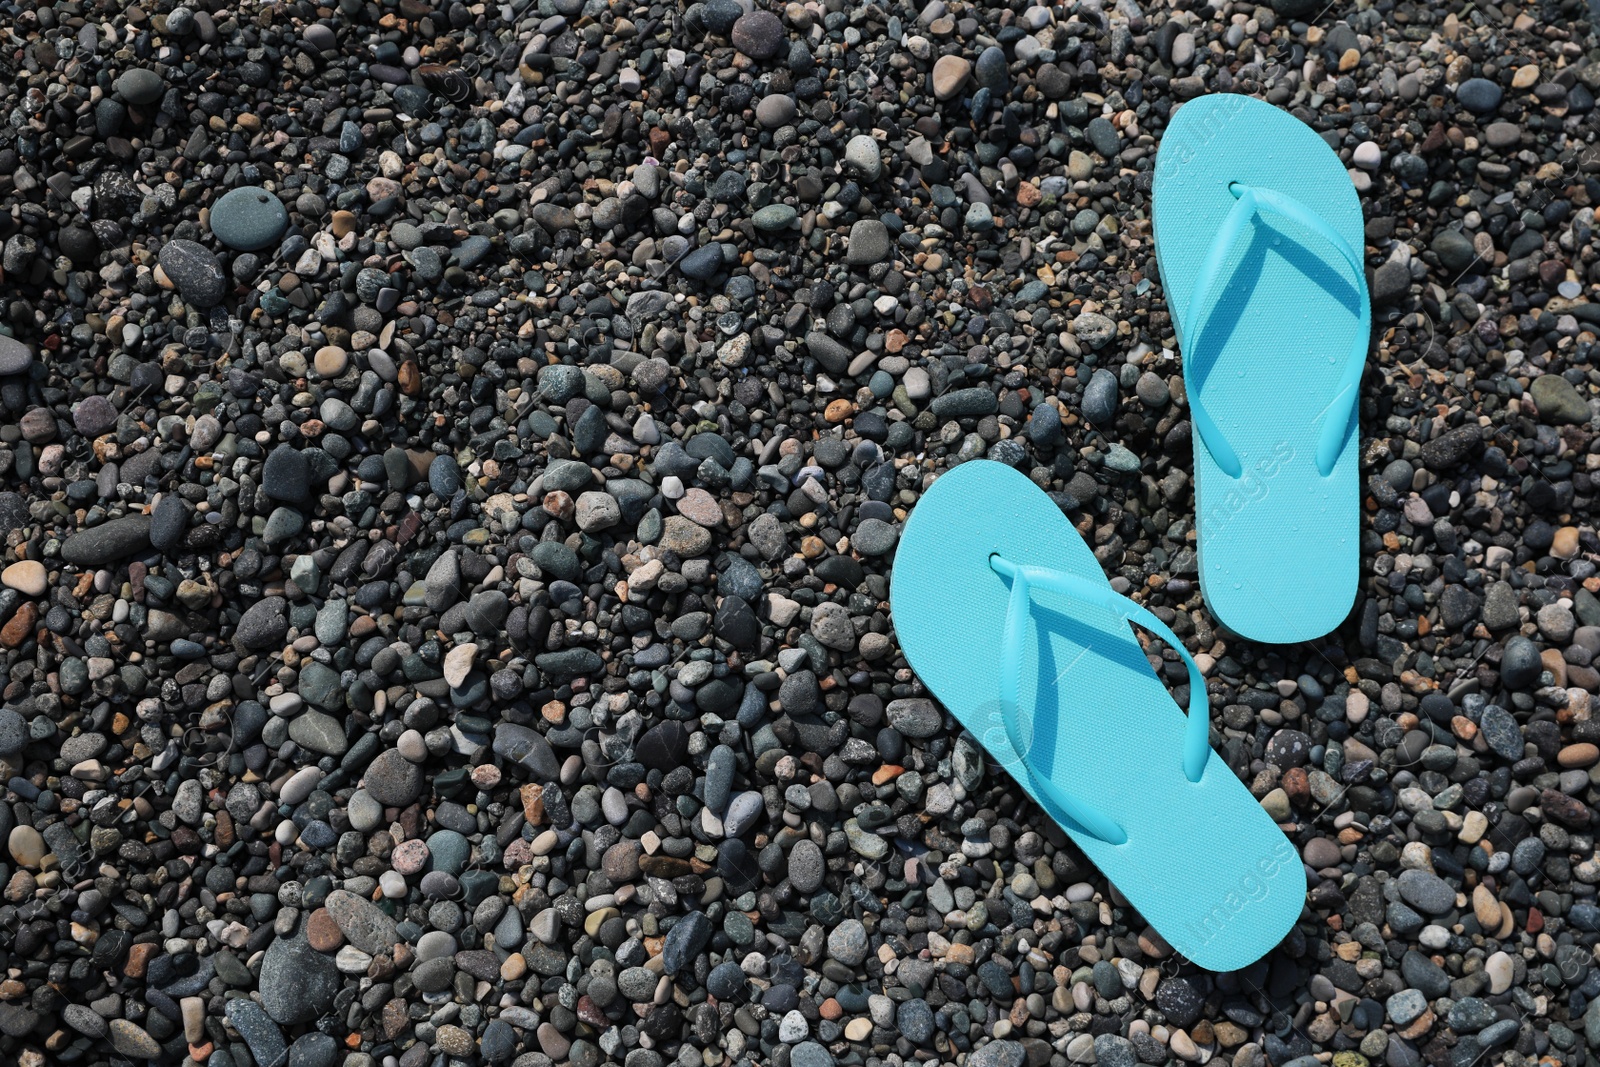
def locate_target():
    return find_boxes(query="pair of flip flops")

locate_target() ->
[891,96,1370,971]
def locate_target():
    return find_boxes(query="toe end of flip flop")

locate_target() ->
[1209,585,1359,645]
[1176,873,1305,972]
[1199,538,1359,644]
[1161,828,1306,972]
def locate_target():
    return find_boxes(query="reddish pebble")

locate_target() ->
[125,943,157,979]
[392,839,431,875]
[1281,766,1310,806]
[306,908,344,951]
[0,603,37,648]
[543,490,574,519]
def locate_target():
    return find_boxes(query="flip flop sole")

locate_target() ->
[1153,94,1364,643]
[891,461,1303,971]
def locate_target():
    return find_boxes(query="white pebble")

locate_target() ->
[336,946,374,973]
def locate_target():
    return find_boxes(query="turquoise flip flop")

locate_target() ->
[890,460,1303,971]
[1152,94,1368,644]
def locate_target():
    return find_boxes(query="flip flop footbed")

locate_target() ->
[891,461,1303,971]
[1153,94,1364,643]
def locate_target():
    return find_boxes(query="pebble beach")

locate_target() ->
[2,0,1600,1066]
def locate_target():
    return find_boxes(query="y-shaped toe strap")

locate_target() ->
[1183,181,1370,479]
[991,554,1212,847]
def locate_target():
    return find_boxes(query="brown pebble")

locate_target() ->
[824,398,855,423]
[1472,884,1500,928]
[638,854,692,878]
[1281,766,1310,807]
[382,999,409,1040]
[542,490,574,520]
[313,345,348,377]
[0,603,37,648]
[1557,742,1599,769]
[1541,648,1567,688]
[1213,1021,1248,1047]
[306,907,344,951]
[520,783,545,824]
[944,942,976,964]
[214,810,235,849]
[1551,526,1580,559]
[125,942,158,979]
[1398,1008,1434,1040]
[398,360,423,395]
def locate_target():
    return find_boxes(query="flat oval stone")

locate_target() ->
[114,68,165,105]
[324,889,399,954]
[756,93,797,127]
[0,336,33,375]
[1456,77,1503,114]
[754,204,798,231]
[158,239,226,308]
[210,186,290,251]
[933,56,972,100]
[60,514,151,566]
[0,560,46,596]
